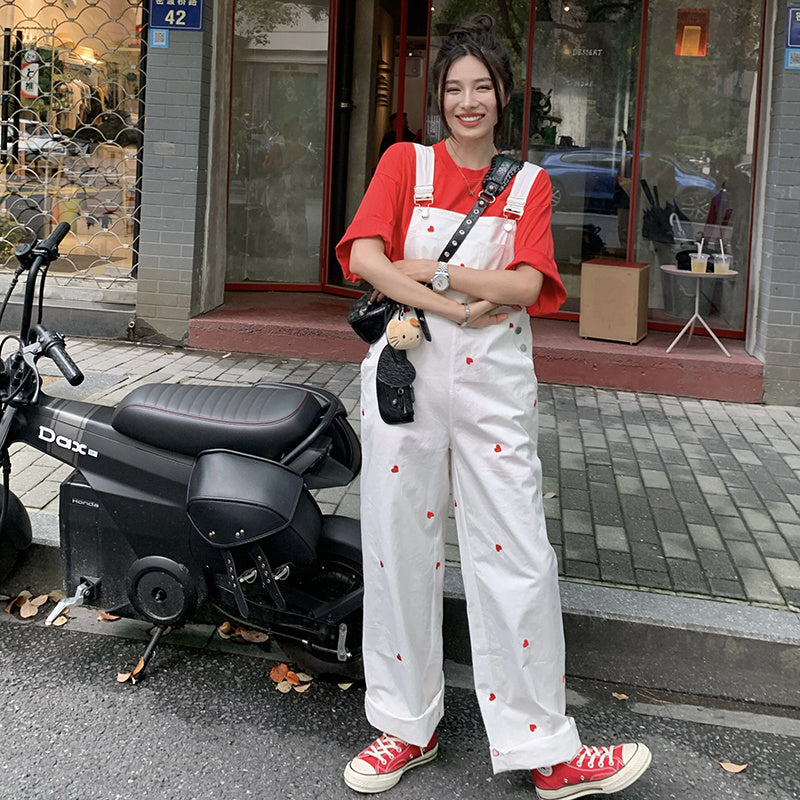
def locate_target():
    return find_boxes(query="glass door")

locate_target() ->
[225,0,331,286]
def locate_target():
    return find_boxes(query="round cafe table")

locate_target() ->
[659,264,738,358]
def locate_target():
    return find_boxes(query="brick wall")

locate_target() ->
[135,3,216,343]
[754,3,800,404]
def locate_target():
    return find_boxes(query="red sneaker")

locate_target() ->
[343,731,438,793]
[532,743,651,800]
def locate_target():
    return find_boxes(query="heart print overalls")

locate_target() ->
[359,144,582,773]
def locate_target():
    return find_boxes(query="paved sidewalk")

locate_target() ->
[14,335,800,613]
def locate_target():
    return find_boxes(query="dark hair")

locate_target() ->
[432,14,514,137]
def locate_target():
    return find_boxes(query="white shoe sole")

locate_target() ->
[535,743,652,800]
[343,744,439,794]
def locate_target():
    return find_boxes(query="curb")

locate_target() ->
[15,535,800,709]
[442,571,800,709]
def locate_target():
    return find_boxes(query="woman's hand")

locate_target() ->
[464,300,520,328]
[392,258,438,284]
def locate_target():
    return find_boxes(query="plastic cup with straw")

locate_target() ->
[714,238,731,274]
[691,238,707,273]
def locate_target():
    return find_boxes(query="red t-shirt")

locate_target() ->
[335,140,566,316]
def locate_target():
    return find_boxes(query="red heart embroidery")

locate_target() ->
[495,544,502,552]
[534,399,537,407]
[427,511,435,519]
[435,561,441,570]
[391,465,399,473]
[509,322,514,328]
[562,674,566,682]
[492,748,500,757]
[380,560,384,568]
[362,409,365,416]
[427,225,434,232]
[466,357,473,365]
[523,639,529,648]
[529,724,537,732]
[396,653,402,661]
[489,693,496,701]
[494,444,502,453]
[454,500,458,507]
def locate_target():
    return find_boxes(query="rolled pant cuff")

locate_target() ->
[490,722,582,774]
[364,686,445,748]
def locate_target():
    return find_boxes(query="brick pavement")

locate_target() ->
[13,336,800,612]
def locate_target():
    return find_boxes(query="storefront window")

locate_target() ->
[635,0,759,331]
[0,1,143,280]
[528,0,642,308]
[225,1,330,285]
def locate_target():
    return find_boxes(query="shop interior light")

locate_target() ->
[676,8,709,56]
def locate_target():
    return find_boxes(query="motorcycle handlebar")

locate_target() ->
[38,222,71,253]
[30,324,84,387]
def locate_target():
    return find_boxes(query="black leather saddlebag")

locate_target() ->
[188,449,322,567]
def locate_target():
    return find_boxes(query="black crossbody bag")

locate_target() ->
[350,154,523,424]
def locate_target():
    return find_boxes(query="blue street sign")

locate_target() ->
[150,0,203,31]
[789,7,800,48]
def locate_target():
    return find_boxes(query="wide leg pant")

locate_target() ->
[359,310,581,773]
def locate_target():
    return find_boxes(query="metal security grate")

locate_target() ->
[0,1,143,292]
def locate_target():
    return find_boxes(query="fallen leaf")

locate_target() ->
[295,672,314,683]
[719,761,747,774]
[239,628,269,644]
[222,352,231,359]
[543,491,557,499]
[131,658,146,677]
[611,692,629,701]
[285,671,301,686]
[19,602,38,619]
[97,611,120,621]
[293,683,312,693]
[338,682,353,691]
[48,590,66,603]
[0,594,9,602]
[52,615,69,627]
[218,621,233,635]
[270,663,289,683]
[275,680,293,693]
[31,594,49,607]
[5,591,31,613]
[116,671,132,683]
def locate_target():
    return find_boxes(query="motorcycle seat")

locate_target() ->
[111,383,324,459]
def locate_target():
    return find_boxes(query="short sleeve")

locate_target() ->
[335,143,415,282]
[506,168,567,316]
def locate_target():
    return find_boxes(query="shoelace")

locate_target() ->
[362,734,407,766]
[573,745,615,769]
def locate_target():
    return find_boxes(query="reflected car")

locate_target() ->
[540,148,717,222]
[15,130,81,163]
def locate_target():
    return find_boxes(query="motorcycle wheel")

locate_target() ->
[0,491,32,583]
[275,555,364,682]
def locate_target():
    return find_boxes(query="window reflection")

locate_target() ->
[636,0,758,330]
[528,0,641,307]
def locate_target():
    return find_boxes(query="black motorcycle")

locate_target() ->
[0,223,364,678]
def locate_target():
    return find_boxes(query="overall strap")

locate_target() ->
[503,162,543,220]
[413,143,435,206]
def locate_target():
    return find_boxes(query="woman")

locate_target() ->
[336,15,651,798]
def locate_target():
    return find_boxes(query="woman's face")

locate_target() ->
[442,55,500,144]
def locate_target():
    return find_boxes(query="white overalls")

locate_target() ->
[359,144,582,773]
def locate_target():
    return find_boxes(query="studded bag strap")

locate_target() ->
[437,154,523,263]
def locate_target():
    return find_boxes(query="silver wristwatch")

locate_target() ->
[432,261,450,293]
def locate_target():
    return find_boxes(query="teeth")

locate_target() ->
[460,115,482,121]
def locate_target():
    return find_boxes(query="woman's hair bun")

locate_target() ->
[450,13,495,37]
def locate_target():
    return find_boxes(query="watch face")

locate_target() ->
[432,273,449,292]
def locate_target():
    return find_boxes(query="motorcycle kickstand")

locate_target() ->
[133,625,171,680]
